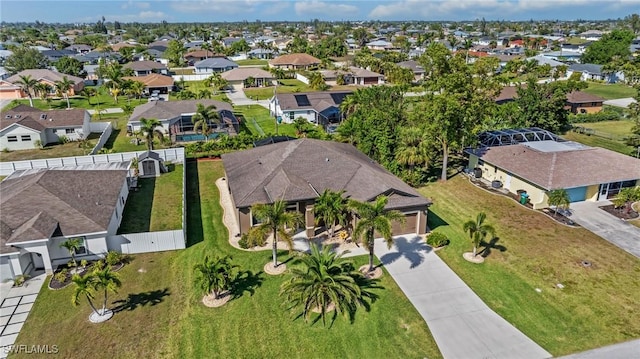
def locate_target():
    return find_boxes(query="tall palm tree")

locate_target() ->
[349,196,405,272]
[194,255,237,299]
[92,267,122,315]
[314,189,348,238]
[139,117,164,150]
[60,237,83,268]
[395,126,430,170]
[280,244,377,326]
[54,76,74,109]
[17,75,38,107]
[71,273,99,316]
[462,212,495,257]
[251,200,303,268]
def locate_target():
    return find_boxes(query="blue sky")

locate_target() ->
[1,1,638,23]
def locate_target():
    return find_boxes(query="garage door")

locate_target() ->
[392,213,417,235]
[566,187,587,202]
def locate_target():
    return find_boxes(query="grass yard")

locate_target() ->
[118,165,183,233]
[235,59,269,66]
[234,104,297,136]
[0,134,99,162]
[582,83,637,100]
[573,120,634,138]
[420,176,640,356]
[10,88,137,111]
[561,131,636,156]
[14,161,442,359]
[244,79,358,100]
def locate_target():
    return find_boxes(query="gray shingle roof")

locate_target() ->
[0,169,128,252]
[1,106,87,131]
[194,57,238,69]
[275,91,352,112]
[222,139,431,209]
[568,63,603,75]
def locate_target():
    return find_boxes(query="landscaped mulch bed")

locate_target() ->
[48,261,126,290]
[599,204,639,221]
[539,208,579,227]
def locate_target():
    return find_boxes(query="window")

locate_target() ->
[68,236,87,255]
[121,196,125,205]
[65,128,75,134]
[21,135,31,141]
[7,136,17,142]
[289,112,295,119]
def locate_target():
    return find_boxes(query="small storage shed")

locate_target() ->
[137,151,166,178]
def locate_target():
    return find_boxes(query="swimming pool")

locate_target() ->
[175,133,222,142]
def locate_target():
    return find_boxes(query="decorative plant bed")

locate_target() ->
[48,257,128,290]
[540,209,580,227]
[599,204,639,221]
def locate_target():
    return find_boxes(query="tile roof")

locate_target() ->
[122,73,174,88]
[270,53,321,66]
[222,138,431,209]
[467,142,640,190]
[129,99,234,122]
[0,169,128,252]
[6,69,83,85]
[123,60,167,71]
[1,106,87,131]
[221,67,274,81]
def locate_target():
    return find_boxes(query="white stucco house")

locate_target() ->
[0,105,90,151]
[0,164,131,282]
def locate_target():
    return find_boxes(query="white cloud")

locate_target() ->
[294,1,359,17]
[170,0,259,15]
[121,1,151,10]
[368,0,640,20]
[263,1,290,15]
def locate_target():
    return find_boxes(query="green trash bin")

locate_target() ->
[519,192,529,204]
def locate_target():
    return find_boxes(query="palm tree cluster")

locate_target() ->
[194,255,238,299]
[72,265,122,321]
[280,244,379,326]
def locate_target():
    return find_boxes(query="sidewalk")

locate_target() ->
[558,339,640,359]
[87,108,123,115]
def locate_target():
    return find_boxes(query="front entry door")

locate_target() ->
[598,183,608,201]
[32,252,45,270]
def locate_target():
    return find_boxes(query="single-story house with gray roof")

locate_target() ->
[194,58,239,74]
[269,91,352,126]
[221,138,432,238]
[128,99,239,137]
[0,165,130,281]
[466,130,640,209]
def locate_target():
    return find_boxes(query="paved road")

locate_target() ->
[558,339,640,359]
[569,200,640,258]
[603,98,637,109]
[0,273,46,359]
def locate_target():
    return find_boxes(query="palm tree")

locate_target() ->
[92,266,121,315]
[194,255,237,300]
[395,126,430,170]
[280,244,377,326]
[251,200,303,268]
[71,274,99,317]
[139,117,164,150]
[314,189,348,238]
[547,189,570,217]
[349,196,405,272]
[192,103,220,139]
[16,75,38,107]
[34,82,52,101]
[462,212,496,258]
[54,76,74,109]
[80,87,96,105]
[60,237,83,268]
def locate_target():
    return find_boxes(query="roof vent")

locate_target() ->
[40,114,47,120]
[325,157,329,162]
[5,115,11,119]
[14,114,21,119]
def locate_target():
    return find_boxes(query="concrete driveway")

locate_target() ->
[225,84,271,109]
[569,201,640,258]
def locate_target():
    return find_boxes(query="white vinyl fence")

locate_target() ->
[173,74,211,82]
[89,122,113,155]
[296,72,310,84]
[107,230,185,254]
[0,148,185,176]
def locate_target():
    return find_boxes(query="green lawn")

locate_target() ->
[234,104,297,136]
[244,79,357,100]
[9,87,139,111]
[573,120,634,138]
[0,134,99,162]
[582,83,637,100]
[420,176,640,356]
[13,161,442,359]
[118,165,183,233]
[562,131,636,156]
[235,59,269,66]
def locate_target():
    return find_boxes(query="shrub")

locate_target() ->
[58,135,70,144]
[105,250,122,266]
[426,232,449,248]
[54,269,68,283]
[238,230,266,249]
[34,139,43,149]
[13,274,30,287]
[80,259,88,268]
[67,259,77,268]
[568,111,620,124]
